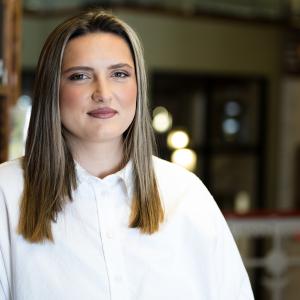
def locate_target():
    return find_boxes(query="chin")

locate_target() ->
[89,134,123,143]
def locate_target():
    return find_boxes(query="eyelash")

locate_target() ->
[69,73,89,81]
[67,70,130,81]
[112,71,129,78]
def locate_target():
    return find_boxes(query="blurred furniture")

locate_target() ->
[0,0,22,162]
[227,211,300,300]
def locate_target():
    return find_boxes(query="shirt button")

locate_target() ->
[106,231,114,239]
[114,275,123,283]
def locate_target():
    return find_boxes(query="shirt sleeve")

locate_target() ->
[0,187,11,300]
[238,276,255,300]
[211,196,254,300]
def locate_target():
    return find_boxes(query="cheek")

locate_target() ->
[59,86,86,112]
[120,84,137,111]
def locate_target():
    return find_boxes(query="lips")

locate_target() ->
[88,107,117,119]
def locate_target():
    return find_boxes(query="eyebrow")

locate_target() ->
[108,63,134,70]
[62,63,134,74]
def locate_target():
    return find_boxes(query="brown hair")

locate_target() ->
[18,9,164,242]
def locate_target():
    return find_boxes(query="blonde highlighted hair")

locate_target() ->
[19,9,164,242]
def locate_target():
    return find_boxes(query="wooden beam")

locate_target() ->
[0,0,22,162]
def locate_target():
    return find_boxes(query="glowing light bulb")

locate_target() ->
[152,106,172,133]
[167,130,189,149]
[171,148,197,171]
[222,118,240,135]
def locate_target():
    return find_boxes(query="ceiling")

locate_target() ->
[23,0,300,22]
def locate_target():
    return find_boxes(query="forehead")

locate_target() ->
[62,32,134,65]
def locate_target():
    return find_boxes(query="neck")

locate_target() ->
[67,137,124,179]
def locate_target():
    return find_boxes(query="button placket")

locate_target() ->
[106,230,114,239]
[93,183,129,300]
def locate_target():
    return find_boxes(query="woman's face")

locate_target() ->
[59,32,137,147]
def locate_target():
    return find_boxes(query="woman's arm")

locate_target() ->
[210,195,254,300]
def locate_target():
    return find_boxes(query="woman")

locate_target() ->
[0,9,254,300]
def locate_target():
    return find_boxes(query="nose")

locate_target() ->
[91,77,112,103]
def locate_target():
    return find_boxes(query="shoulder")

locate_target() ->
[0,159,24,237]
[0,158,24,196]
[0,158,23,182]
[152,156,216,218]
[152,155,209,198]
[153,155,199,183]
[0,157,23,173]
[152,157,228,249]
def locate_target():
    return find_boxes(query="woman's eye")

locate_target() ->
[69,73,89,81]
[113,71,129,78]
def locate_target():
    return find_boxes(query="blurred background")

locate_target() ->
[1,0,300,299]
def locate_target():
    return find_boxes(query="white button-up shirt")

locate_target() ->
[0,156,254,300]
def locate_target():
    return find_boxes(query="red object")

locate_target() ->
[223,210,300,219]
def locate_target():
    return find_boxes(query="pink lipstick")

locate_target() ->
[88,107,117,119]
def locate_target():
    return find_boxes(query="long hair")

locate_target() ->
[18,9,164,242]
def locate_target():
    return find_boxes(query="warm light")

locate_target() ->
[152,106,172,133]
[171,148,197,171]
[234,191,250,213]
[167,130,189,149]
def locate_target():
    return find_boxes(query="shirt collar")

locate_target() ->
[75,160,133,197]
